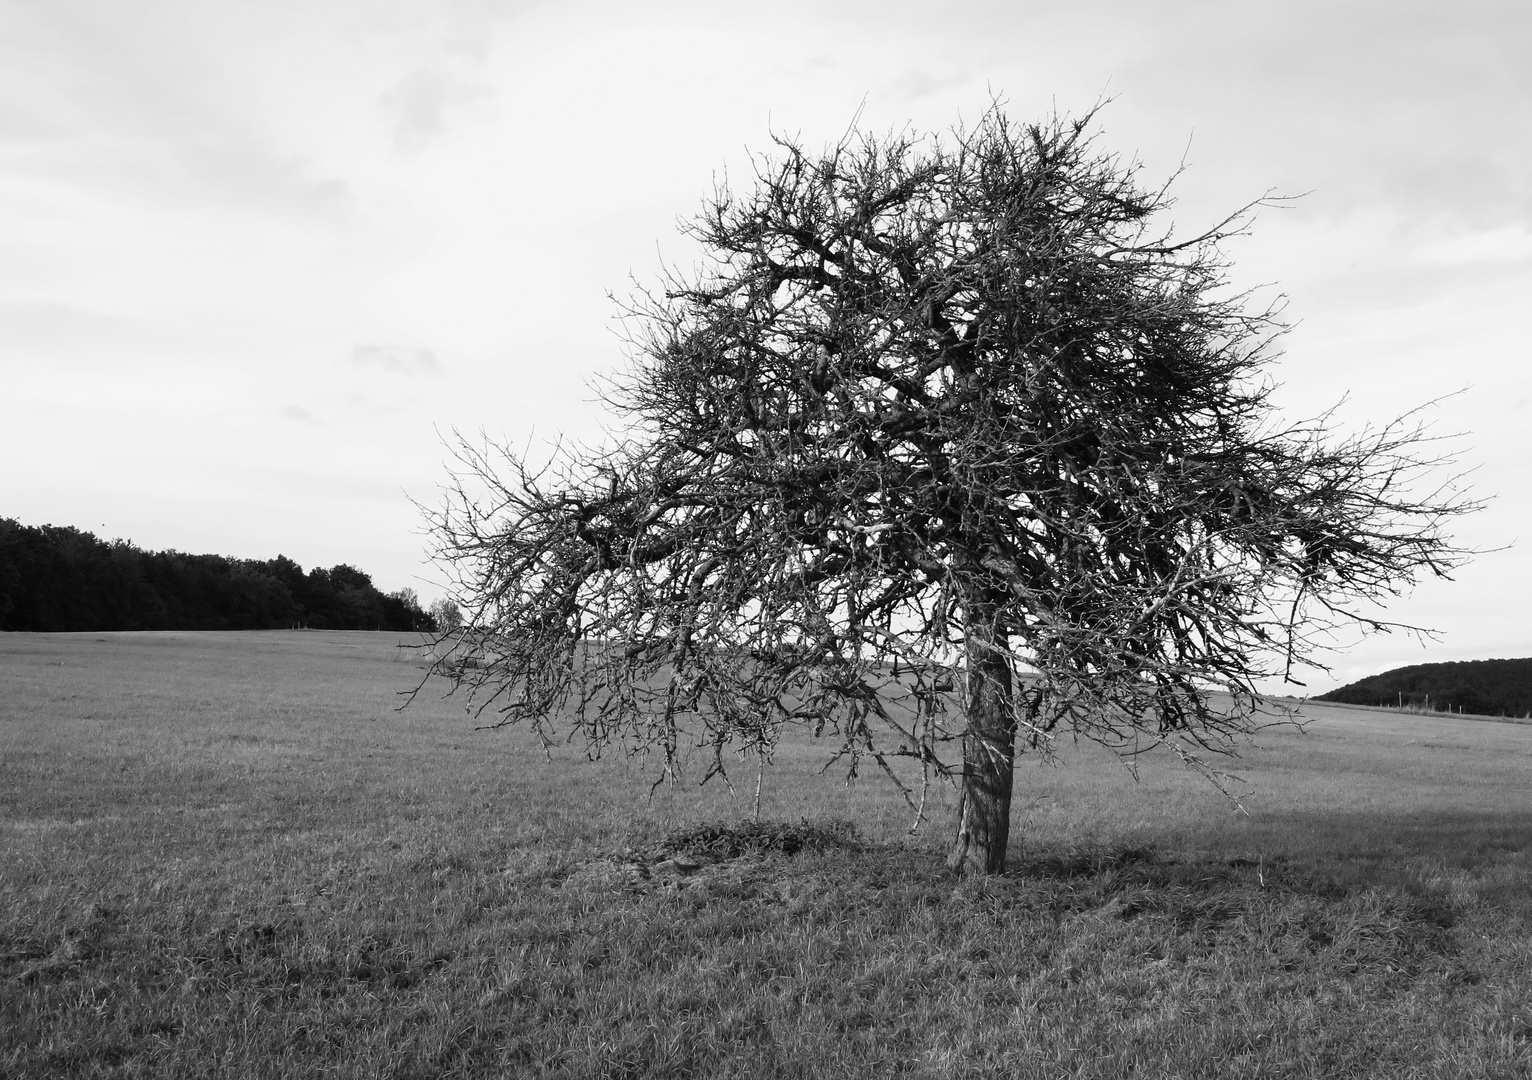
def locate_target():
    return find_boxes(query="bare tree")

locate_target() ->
[424,106,1474,873]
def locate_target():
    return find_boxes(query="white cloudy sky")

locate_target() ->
[2,0,1527,691]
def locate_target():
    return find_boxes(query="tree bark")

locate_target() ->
[947,608,1016,874]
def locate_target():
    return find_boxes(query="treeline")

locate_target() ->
[0,518,435,633]
[1317,658,1532,718]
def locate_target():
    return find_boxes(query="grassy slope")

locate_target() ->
[2,632,1531,1078]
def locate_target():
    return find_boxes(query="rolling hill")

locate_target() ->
[1317,657,1532,718]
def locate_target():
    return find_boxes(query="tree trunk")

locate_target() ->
[947,609,1016,874]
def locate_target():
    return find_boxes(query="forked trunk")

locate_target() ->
[947,611,1016,874]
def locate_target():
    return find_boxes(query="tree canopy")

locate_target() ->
[427,107,1473,872]
[0,518,435,633]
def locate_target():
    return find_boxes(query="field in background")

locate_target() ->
[4,631,1532,1077]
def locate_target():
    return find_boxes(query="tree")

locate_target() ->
[425,106,1473,873]
[386,587,434,632]
[428,597,463,632]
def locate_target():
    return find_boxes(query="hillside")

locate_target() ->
[1317,657,1532,718]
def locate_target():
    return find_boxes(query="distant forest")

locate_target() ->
[1317,658,1532,718]
[0,518,435,633]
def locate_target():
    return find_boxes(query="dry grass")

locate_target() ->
[3,631,1532,1077]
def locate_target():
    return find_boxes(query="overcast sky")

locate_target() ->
[2,0,1527,691]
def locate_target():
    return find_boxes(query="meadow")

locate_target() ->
[3,631,1532,1078]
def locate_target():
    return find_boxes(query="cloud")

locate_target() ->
[379,66,493,154]
[350,343,442,375]
[381,69,451,153]
[1102,0,1532,227]
[1409,226,1532,267]
[0,2,358,224]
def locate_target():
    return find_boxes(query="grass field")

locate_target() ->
[4,631,1532,1077]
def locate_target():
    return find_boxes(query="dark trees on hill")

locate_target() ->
[427,107,1474,873]
[0,524,161,631]
[0,518,434,633]
[1319,659,1532,718]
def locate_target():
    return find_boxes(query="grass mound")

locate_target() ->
[657,817,861,861]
